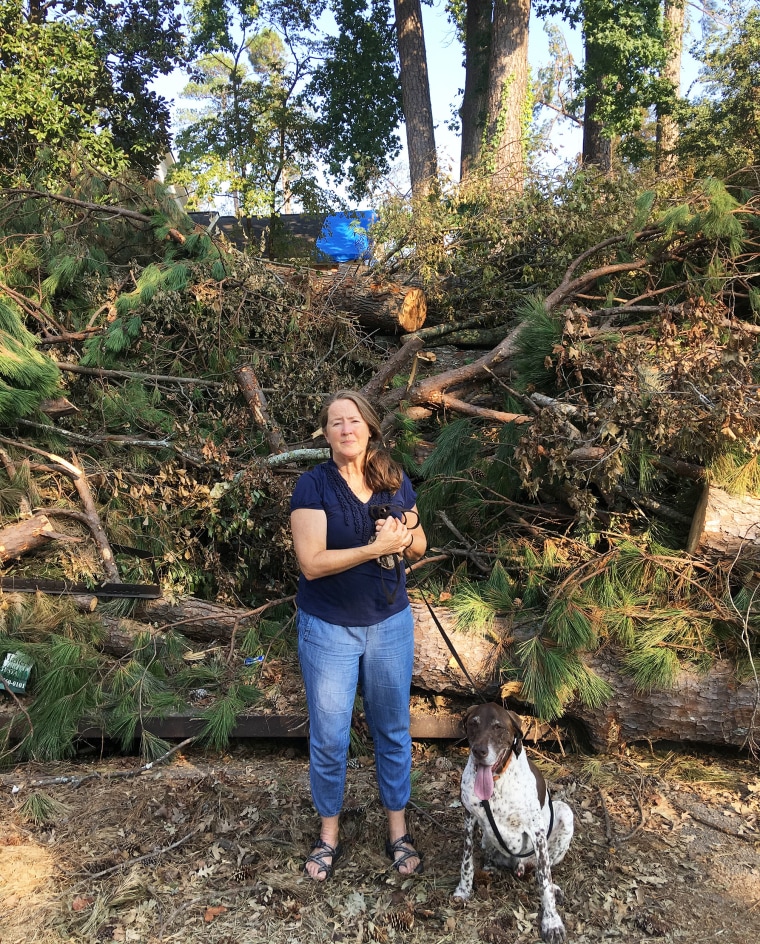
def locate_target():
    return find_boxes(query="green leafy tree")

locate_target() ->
[174,28,331,223]
[0,0,185,183]
[677,4,760,176]
[310,0,404,200]
[535,0,670,166]
[175,0,407,213]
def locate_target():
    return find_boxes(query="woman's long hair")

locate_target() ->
[320,389,403,494]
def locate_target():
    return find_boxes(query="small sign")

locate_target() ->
[0,651,34,694]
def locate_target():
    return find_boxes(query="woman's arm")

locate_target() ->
[291,507,414,580]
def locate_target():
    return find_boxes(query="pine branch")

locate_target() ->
[55,362,224,387]
[4,188,186,243]
[0,280,65,333]
[16,420,208,468]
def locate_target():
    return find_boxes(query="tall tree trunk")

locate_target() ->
[656,0,685,174]
[460,0,493,180]
[484,0,531,192]
[393,0,438,197]
[582,38,612,171]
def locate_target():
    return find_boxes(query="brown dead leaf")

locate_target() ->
[72,895,94,912]
[204,904,228,922]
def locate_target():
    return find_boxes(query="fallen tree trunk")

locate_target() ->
[567,647,759,753]
[107,593,759,751]
[311,273,427,333]
[687,484,760,561]
[0,514,56,562]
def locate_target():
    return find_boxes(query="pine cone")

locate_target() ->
[386,909,415,931]
[232,864,256,883]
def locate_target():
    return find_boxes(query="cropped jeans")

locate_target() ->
[297,606,415,819]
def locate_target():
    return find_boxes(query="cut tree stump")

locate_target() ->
[687,484,760,560]
[311,273,427,333]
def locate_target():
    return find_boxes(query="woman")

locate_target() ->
[290,390,428,881]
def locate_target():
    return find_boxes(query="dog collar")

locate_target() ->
[491,736,518,783]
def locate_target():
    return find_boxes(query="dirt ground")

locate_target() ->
[1,726,759,944]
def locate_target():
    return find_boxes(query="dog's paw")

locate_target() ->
[540,913,566,944]
[513,860,529,879]
[452,887,471,906]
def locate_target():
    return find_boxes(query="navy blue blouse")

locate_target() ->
[290,459,417,625]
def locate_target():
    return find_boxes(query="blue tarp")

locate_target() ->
[316,210,377,263]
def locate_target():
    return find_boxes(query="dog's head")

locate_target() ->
[463,702,524,761]
[463,703,525,802]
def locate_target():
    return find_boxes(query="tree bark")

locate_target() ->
[234,366,286,454]
[312,272,427,333]
[460,0,493,180]
[656,0,685,174]
[0,514,55,562]
[582,37,612,171]
[394,0,438,196]
[88,594,760,751]
[571,647,759,753]
[686,484,760,561]
[485,0,531,191]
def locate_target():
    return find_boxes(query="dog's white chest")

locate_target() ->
[460,754,548,850]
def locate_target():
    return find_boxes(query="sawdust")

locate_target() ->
[0,739,758,944]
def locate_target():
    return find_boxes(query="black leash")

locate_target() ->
[408,566,485,697]
[482,790,555,858]
[399,519,555,859]
[367,502,487,699]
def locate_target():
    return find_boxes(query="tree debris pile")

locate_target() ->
[1,168,760,759]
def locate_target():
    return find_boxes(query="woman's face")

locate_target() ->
[324,398,372,464]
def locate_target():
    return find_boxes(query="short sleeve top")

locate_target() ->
[290,459,417,626]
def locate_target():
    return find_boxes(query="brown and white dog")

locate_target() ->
[453,703,574,944]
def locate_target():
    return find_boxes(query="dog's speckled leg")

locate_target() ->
[453,809,475,901]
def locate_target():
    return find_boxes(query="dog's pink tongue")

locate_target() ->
[474,764,494,801]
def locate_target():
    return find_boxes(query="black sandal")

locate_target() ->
[304,838,343,880]
[386,833,424,875]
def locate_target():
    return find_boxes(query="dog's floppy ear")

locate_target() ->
[506,709,524,756]
[463,704,480,730]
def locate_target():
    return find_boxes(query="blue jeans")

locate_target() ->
[297,606,415,818]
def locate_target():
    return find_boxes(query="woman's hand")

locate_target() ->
[374,505,427,562]
[372,515,413,558]
[292,508,409,580]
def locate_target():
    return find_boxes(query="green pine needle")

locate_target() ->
[450,580,499,635]
[544,595,597,649]
[139,729,173,762]
[511,297,563,392]
[624,646,680,692]
[199,686,245,750]
[514,635,574,720]
[17,790,69,825]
